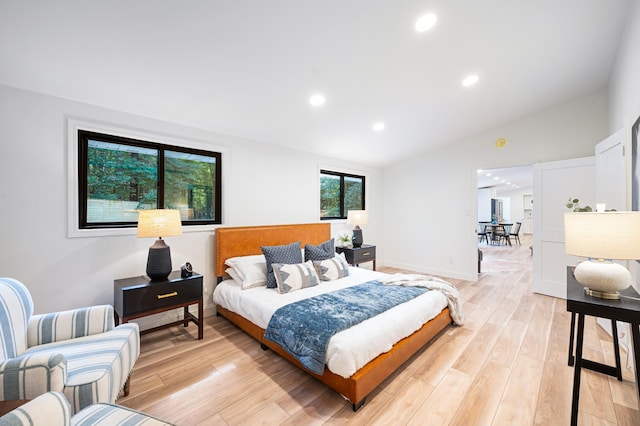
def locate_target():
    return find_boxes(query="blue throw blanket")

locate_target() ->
[264,280,429,374]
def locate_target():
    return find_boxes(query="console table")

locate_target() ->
[114,271,203,340]
[565,266,640,426]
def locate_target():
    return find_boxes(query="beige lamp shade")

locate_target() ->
[564,212,640,260]
[347,210,368,226]
[564,211,640,298]
[137,209,183,238]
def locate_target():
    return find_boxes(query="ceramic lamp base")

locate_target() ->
[146,238,172,281]
[574,259,631,299]
[352,227,363,248]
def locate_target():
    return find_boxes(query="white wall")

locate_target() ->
[609,0,640,136]
[0,85,384,325]
[497,186,534,227]
[383,91,609,281]
[608,0,640,286]
[477,188,492,222]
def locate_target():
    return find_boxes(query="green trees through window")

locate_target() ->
[79,130,221,228]
[320,170,365,219]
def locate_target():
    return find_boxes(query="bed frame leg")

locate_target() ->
[261,343,268,351]
[352,398,366,411]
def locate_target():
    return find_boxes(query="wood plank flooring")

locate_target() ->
[117,234,640,425]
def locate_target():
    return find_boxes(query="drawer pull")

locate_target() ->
[157,292,178,299]
[362,252,370,256]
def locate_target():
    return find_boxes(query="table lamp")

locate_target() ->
[137,209,183,280]
[347,210,368,248]
[564,211,640,299]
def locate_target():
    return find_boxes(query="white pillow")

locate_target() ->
[272,260,320,294]
[225,254,268,289]
[225,267,243,284]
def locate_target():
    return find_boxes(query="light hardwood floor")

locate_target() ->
[118,234,640,425]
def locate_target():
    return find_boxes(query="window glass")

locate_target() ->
[79,130,221,228]
[320,170,365,219]
[164,151,217,221]
[320,173,341,218]
[344,175,363,212]
[86,140,158,224]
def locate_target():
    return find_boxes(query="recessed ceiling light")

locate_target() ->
[309,94,325,106]
[415,14,437,32]
[462,74,479,87]
[373,122,385,131]
[477,169,483,173]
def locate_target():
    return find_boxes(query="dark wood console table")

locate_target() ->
[566,266,640,426]
[114,271,203,339]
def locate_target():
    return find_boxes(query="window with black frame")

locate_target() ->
[320,170,365,219]
[78,130,221,229]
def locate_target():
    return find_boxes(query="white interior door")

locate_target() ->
[532,156,595,298]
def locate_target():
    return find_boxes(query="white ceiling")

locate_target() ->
[477,165,533,193]
[0,1,630,167]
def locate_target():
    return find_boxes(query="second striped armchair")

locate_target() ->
[0,277,140,414]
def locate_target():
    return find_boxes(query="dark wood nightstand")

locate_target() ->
[336,244,376,270]
[114,271,203,339]
[566,266,640,426]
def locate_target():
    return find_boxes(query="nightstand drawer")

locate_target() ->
[114,271,204,339]
[115,273,203,317]
[336,244,376,270]
[352,246,376,263]
[123,280,201,316]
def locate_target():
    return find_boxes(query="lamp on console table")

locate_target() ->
[564,211,640,299]
[137,209,183,281]
[347,210,368,248]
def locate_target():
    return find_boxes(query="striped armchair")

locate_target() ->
[0,278,140,414]
[0,391,173,425]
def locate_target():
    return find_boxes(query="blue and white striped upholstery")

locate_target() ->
[0,278,140,414]
[72,401,174,425]
[0,391,71,426]
[0,392,174,426]
[0,278,33,360]
[0,351,67,400]
[27,305,115,346]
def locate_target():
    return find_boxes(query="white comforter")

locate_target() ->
[213,267,448,378]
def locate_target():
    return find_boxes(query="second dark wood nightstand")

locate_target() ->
[114,271,203,339]
[336,244,376,270]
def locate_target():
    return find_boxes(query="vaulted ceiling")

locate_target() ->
[0,1,630,166]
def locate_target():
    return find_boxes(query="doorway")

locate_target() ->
[477,165,533,274]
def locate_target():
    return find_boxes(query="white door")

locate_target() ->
[594,129,630,353]
[532,156,595,298]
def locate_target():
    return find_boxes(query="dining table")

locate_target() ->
[481,222,513,246]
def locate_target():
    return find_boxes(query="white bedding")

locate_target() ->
[212,267,448,378]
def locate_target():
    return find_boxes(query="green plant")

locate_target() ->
[336,230,353,247]
[566,197,592,212]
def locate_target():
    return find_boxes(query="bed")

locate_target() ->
[212,223,455,410]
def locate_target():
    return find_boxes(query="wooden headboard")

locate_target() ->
[214,223,331,277]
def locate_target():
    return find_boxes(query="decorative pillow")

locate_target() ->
[225,254,268,289]
[304,238,335,262]
[261,242,303,289]
[313,255,350,281]
[272,261,320,294]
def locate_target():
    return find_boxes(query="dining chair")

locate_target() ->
[509,221,522,245]
[477,223,489,244]
[496,223,513,246]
